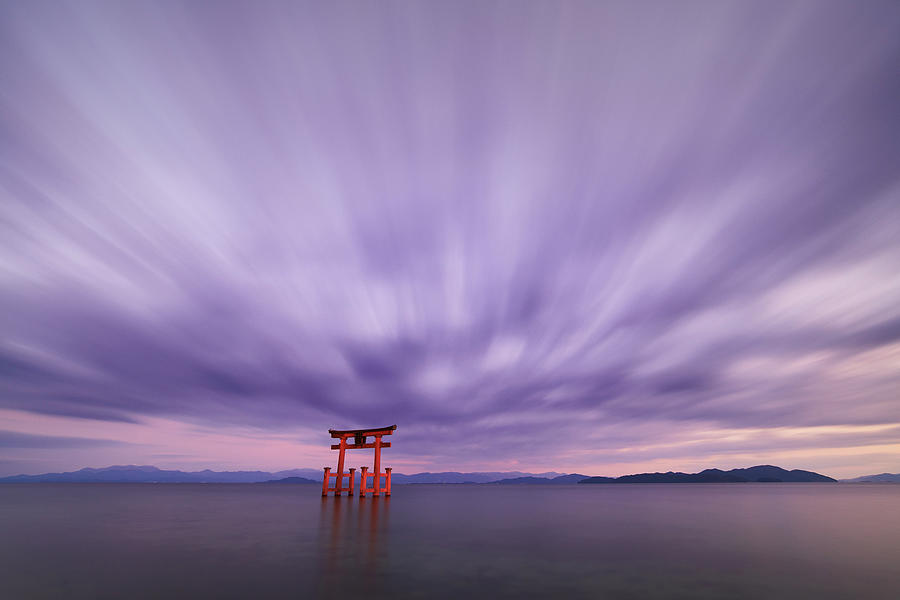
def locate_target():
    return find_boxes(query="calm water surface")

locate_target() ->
[1,483,898,599]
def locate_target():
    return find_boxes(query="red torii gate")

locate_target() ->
[322,424,396,497]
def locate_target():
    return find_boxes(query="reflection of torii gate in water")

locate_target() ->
[322,425,396,497]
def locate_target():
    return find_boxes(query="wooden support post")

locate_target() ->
[335,436,347,496]
[374,435,382,497]
[360,467,368,497]
[322,467,330,496]
[348,468,356,496]
[385,467,392,496]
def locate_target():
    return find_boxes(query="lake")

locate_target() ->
[1,483,898,599]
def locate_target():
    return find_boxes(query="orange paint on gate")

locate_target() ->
[322,425,396,497]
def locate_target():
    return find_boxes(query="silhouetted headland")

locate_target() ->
[840,473,900,483]
[579,465,835,483]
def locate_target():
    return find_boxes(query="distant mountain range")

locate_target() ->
[580,465,835,483]
[840,473,900,483]
[492,474,589,484]
[0,465,566,484]
[389,471,564,484]
[0,464,848,484]
[0,465,301,484]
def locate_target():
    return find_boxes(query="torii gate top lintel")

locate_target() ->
[328,424,397,438]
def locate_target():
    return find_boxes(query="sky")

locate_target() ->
[1,1,899,479]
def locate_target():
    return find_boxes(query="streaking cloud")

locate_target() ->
[1,1,899,477]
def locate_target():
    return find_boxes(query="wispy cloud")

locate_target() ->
[0,430,130,449]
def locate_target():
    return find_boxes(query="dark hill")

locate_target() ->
[260,476,317,484]
[580,465,835,484]
[549,473,590,484]
[841,473,900,483]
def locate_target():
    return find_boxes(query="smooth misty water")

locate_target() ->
[1,484,898,599]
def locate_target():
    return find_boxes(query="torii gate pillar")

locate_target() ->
[322,425,396,497]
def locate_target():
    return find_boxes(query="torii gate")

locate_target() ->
[322,424,396,497]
